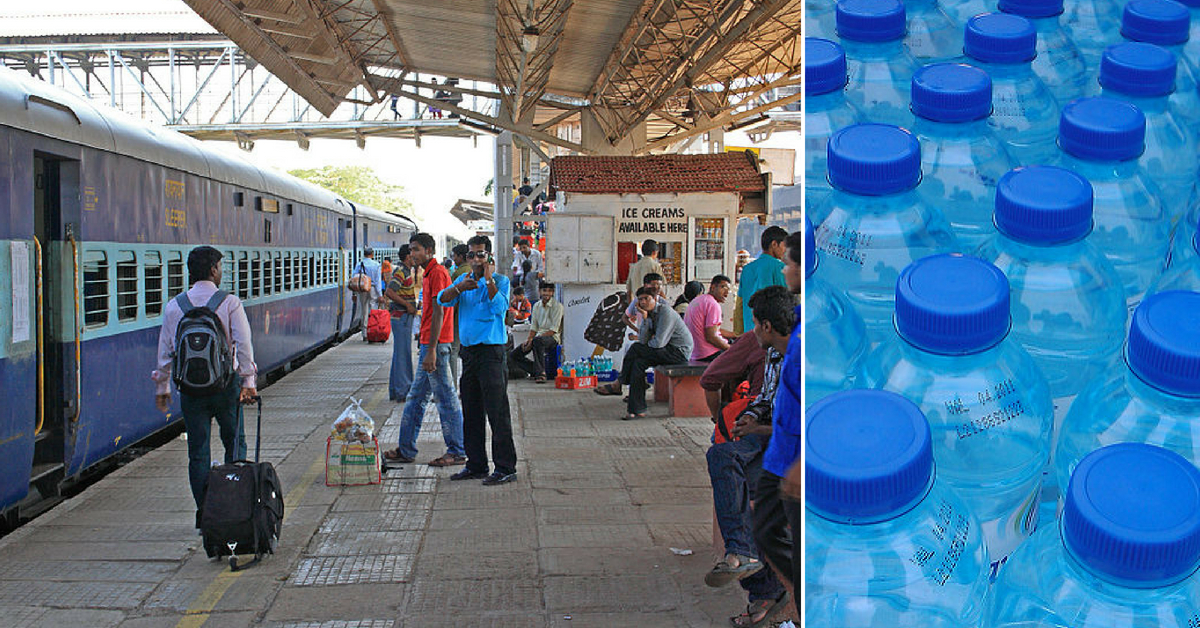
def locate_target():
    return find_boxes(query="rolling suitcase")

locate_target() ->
[366,309,391,343]
[199,397,285,571]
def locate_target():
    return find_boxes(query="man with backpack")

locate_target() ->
[351,248,384,341]
[152,246,258,521]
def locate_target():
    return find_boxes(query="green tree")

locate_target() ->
[288,165,414,218]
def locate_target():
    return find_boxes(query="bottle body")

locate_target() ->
[1151,234,1200,294]
[806,481,991,627]
[1061,0,1122,67]
[905,0,964,62]
[807,0,837,41]
[980,62,1062,166]
[812,189,959,336]
[843,39,918,127]
[859,338,1054,578]
[915,118,1016,249]
[805,91,861,225]
[804,275,869,405]
[1024,15,1090,105]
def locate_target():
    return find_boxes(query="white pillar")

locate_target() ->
[494,131,515,277]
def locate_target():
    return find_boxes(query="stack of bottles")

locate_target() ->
[804,0,1200,623]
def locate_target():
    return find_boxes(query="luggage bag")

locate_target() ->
[199,396,285,571]
[366,309,391,343]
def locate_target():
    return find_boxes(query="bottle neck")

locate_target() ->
[1058,150,1141,177]
[993,231,1092,258]
[967,58,1035,80]
[1099,88,1172,114]
[1124,357,1200,409]
[894,328,1009,367]
[841,38,906,59]
[807,89,850,112]
[912,116,992,137]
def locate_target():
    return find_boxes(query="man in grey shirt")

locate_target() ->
[595,286,693,419]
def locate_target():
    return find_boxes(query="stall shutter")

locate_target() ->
[545,214,614,284]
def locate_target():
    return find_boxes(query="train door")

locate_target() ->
[30,154,80,500]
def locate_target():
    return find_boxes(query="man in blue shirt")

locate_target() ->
[738,226,788,333]
[437,235,518,485]
[353,247,384,341]
[752,231,803,591]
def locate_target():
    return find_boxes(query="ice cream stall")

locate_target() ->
[543,152,770,367]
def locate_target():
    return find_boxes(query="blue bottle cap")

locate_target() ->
[965,13,1038,64]
[911,63,993,122]
[1122,0,1191,46]
[836,0,906,43]
[998,0,1064,18]
[1058,97,1146,162]
[894,254,1011,354]
[1127,291,1200,397]
[994,166,1093,244]
[1100,42,1178,97]
[827,124,922,195]
[805,215,817,277]
[807,38,848,96]
[1064,443,1200,586]
[806,389,934,523]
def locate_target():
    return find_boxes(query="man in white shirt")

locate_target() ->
[625,240,663,297]
[511,238,544,280]
[511,283,564,382]
[151,246,258,518]
[353,247,384,340]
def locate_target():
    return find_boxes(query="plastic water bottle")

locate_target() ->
[998,0,1089,105]
[1060,0,1122,67]
[1151,214,1200,294]
[803,217,868,405]
[964,13,1061,165]
[858,253,1053,580]
[943,0,1000,26]
[904,0,963,63]
[990,443,1200,627]
[911,63,1016,250]
[1118,0,1200,130]
[805,38,861,222]
[1182,0,1200,77]
[1055,291,1200,495]
[974,166,1126,403]
[812,124,959,336]
[1099,42,1200,227]
[807,0,838,41]
[1055,97,1169,309]
[806,389,991,627]
[838,0,919,127]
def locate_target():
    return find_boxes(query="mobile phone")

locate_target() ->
[488,254,495,265]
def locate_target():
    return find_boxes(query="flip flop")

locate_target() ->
[594,384,621,396]
[621,412,646,421]
[729,591,790,628]
[383,448,414,463]
[705,554,765,588]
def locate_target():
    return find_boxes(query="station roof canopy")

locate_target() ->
[180,0,801,153]
[550,152,767,194]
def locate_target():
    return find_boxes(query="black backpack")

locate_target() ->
[172,291,235,397]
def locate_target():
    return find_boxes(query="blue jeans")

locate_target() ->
[390,314,415,400]
[181,375,248,510]
[707,433,784,602]
[397,343,465,458]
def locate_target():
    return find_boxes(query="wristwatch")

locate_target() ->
[485,278,496,286]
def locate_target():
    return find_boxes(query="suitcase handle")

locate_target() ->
[237,396,263,464]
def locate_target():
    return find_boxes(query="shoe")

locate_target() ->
[450,468,488,481]
[481,471,516,486]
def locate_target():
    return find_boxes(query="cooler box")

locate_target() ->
[556,375,597,389]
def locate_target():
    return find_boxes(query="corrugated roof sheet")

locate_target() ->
[0,1,216,37]
[549,152,767,194]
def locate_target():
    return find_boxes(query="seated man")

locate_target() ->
[623,272,668,331]
[595,287,693,419]
[508,286,532,325]
[700,300,792,627]
[510,283,563,383]
[685,275,734,362]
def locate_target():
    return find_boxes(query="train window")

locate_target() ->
[145,251,163,317]
[294,253,303,289]
[284,252,293,292]
[116,251,138,322]
[237,252,250,300]
[274,253,284,293]
[167,252,184,297]
[252,252,262,298]
[222,251,235,293]
[82,250,109,328]
[308,253,315,289]
[263,252,274,296]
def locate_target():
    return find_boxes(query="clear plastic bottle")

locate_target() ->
[807,0,838,41]
[1118,0,1200,130]
[858,253,1053,580]
[905,0,964,63]
[990,442,1200,628]
[1055,291,1200,496]
[943,0,1000,27]
[805,37,861,224]
[998,0,1089,105]
[1099,42,1199,226]
[1060,0,1122,67]
[838,0,919,127]
[964,13,1061,165]
[812,123,960,336]
[1150,214,1200,293]
[806,389,991,627]
[803,216,869,405]
[1055,97,1169,309]
[1181,0,1200,78]
[911,63,1016,249]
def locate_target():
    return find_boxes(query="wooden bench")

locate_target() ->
[653,362,711,417]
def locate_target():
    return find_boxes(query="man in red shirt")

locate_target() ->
[384,233,466,467]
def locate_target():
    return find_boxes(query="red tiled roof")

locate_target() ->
[549,152,766,194]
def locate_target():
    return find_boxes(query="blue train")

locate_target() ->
[0,68,415,523]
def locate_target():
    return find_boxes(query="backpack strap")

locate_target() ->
[174,292,197,315]
[205,290,230,311]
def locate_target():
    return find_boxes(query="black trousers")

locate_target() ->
[618,342,685,414]
[459,344,518,475]
[511,335,558,378]
[752,471,802,587]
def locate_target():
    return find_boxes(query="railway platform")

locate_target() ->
[0,338,775,627]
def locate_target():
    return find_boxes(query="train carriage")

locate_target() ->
[0,68,414,523]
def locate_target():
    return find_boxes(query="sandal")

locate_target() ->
[621,412,646,421]
[594,383,621,396]
[729,591,790,628]
[534,375,547,384]
[427,453,467,467]
[705,553,765,588]
[383,448,414,463]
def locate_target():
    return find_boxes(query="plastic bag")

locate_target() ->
[331,397,375,443]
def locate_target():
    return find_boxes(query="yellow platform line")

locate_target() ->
[175,385,388,628]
